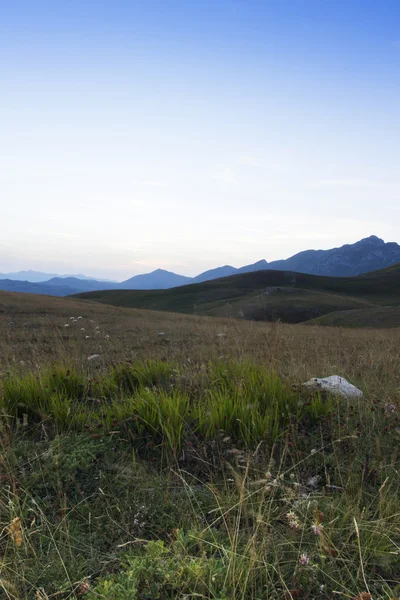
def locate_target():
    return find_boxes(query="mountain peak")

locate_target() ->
[358,235,384,245]
[151,268,176,274]
[121,269,192,290]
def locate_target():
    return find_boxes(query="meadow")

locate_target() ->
[0,291,399,599]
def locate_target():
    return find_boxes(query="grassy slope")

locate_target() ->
[307,305,400,328]
[73,264,400,325]
[1,292,400,598]
[1,292,400,599]
[2,289,400,386]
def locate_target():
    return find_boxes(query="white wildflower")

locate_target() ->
[286,511,301,530]
[299,553,310,566]
[311,523,324,536]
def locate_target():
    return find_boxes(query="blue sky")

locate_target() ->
[1,0,400,279]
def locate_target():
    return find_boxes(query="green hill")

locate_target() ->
[73,264,400,325]
[307,305,400,328]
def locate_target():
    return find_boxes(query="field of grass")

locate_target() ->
[73,264,400,326]
[307,306,400,328]
[1,291,400,599]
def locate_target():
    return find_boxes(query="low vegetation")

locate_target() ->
[0,291,399,599]
[307,306,400,329]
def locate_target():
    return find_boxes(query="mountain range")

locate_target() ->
[0,270,117,283]
[1,235,400,296]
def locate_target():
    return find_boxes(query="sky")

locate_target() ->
[1,0,400,280]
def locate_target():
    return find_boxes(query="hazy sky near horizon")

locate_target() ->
[1,0,400,280]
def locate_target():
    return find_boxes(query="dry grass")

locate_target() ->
[1,291,400,599]
[1,291,400,400]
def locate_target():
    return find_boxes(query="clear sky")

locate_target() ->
[1,0,400,280]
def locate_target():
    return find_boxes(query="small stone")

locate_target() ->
[302,375,363,399]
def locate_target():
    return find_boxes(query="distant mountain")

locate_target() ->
[0,271,191,296]
[0,270,59,283]
[121,269,192,290]
[191,262,270,283]
[0,277,116,296]
[45,277,116,292]
[237,259,269,274]
[0,270,116,283]
[2,236,400,297]
[193,265,237,283]
[194,236,400,280]
[265,235,400,276]
[0,279,79,296]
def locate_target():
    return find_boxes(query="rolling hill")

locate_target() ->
[74,263,400,325]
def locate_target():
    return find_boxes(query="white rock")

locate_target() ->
[303,376,363,399]
[88,354,100,361]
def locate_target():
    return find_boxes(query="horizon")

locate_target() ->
[0,233,397,281]
[2,1,400,280]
